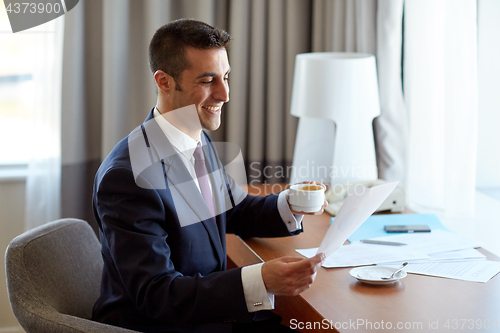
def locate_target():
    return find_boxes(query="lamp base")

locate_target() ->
[290,117,378,186]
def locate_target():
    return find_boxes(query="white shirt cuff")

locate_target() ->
[277,190,303,232]
[241,263,274,312]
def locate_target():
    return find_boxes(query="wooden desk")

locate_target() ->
[227,184,500,332]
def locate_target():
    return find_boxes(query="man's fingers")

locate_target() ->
[262,254,326,296]
[286,253,325,273]
[279,256,305,264]
[295,271,317,285]
[290,271,319,295]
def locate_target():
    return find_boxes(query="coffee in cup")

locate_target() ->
[288,183,326,213]
[298,185,324,191]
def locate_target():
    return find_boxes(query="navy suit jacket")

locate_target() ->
[92,109,299,332]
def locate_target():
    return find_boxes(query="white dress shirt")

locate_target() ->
[153,108,303,312]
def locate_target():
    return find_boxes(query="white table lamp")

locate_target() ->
[290,52,380,186]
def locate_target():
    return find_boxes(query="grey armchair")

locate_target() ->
[5,218,139,332]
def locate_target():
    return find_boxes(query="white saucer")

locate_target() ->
[349,266,407,285]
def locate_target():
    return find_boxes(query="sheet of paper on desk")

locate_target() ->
[316,181,399,258]
[370,229,481,255]
[382,260,500,283]
[382,248,487,265]
[429,248,486,260]
[297,243,429,268]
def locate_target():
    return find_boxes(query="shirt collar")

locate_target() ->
[153,107,201,159]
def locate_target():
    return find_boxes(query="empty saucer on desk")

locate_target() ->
[349,266,407,285]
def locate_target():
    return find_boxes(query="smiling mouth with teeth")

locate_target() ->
[202,105,222,114]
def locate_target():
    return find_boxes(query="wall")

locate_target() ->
[0,178,26,332]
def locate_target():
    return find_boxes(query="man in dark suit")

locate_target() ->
[92,19,325,332]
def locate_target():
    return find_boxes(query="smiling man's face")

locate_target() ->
[168,47,230,131]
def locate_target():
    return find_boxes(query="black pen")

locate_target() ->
[360,239,407,246]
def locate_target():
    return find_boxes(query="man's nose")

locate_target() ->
[213,79,229,103]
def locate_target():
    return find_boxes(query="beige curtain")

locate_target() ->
[223,0,311,183]
[60,0,406,228]
[312,0,377,53]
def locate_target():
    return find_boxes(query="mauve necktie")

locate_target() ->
[193,143,216,218]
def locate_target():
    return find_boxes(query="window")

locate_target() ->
[0,1,59,167]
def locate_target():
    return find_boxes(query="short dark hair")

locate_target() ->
[148,19,231,86]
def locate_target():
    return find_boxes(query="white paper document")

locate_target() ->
[382,248,487,265]
[297,242,429,268]
[370,230,481,255]
[316,182,399,257]
[383,260,500,283]
[429,248,486,260]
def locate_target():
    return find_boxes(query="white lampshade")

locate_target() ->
[290,52,380,186]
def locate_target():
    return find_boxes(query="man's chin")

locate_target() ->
[203,124,221,132]
[201,118,221,131]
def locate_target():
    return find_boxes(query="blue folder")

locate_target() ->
[345,213,451,243]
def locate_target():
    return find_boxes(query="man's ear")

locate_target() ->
[153,70,174,93]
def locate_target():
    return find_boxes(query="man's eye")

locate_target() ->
[200,78,228,84]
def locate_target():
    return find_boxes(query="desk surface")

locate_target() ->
[226,184,500,332]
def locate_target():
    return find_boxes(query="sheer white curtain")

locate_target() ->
[24,18,64,230]
[404,0,478,218]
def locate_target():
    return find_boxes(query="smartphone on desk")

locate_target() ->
[384,225,431,233]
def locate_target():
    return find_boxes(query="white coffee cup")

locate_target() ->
[288,183,326,213]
